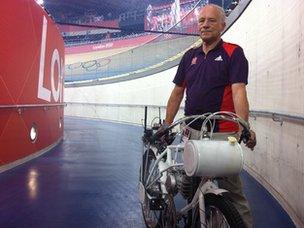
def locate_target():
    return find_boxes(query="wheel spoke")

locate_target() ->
[206,206,230,228]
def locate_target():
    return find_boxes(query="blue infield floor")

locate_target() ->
[0,116,295,227]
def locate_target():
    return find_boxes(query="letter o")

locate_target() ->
[51,49,60,102]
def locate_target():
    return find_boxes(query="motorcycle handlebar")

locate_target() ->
[147,113,251,145]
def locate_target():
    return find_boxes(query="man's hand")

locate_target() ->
[152,121,177,145]
[237,129,256,150]
[156,122,170,135]
[245,130,256,150]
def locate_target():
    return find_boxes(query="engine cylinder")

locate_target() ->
[183,138,244,177]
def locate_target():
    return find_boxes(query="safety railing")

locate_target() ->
[65,102,304,127]
[250,110,304,126]
[65,102,167,109]
[0,103,66,114]
[0,104,66,109]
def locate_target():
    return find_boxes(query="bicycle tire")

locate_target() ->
[193,193,245,228]
[140,149,162,227]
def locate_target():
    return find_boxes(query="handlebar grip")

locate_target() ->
[238,129,251,144]
[150,129,169,143]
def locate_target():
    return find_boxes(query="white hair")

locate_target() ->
[204,3,226,23]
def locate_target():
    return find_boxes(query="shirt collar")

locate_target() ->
[213,39,224,51]
[196,39,224,55]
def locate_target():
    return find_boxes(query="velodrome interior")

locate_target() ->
[1,0,303,227]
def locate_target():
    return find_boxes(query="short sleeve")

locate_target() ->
[173,49,193,86]
[229,47,248,84]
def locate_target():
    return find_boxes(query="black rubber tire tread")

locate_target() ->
[141,149,161,228]
[141,149,155,185]
[194,193,245,228]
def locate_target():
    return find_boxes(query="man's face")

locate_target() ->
[198,6,225,44]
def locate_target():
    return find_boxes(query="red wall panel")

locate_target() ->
[0,0,65,168]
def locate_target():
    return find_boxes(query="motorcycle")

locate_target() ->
[139,110,251,228]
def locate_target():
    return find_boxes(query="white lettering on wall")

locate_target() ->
[37,16,63,102]
[37,16,51,102]
[60,58,64,102]
[51,49,60,102]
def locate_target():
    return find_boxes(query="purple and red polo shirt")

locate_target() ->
[173,40,248,132]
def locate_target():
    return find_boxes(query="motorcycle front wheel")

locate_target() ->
[193,193,245,228]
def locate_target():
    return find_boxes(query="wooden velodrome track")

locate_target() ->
[64,36,199,81]
[65,46,134,65]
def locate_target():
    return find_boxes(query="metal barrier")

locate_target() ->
[65,102,304,126]
[0,103,66,114]
[250,110,304,126]
[0,104,66,109]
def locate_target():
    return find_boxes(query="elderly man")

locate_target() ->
[163,4,256,227]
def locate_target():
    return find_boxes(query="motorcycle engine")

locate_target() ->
[165,171,199,200]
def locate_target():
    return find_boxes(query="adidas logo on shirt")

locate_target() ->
[214,55,223,61]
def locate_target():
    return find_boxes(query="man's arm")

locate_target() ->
[231,83,249,122]
[232,83,256,150]
[165,85,185,125]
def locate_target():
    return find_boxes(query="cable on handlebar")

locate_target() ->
[147,112,251,145]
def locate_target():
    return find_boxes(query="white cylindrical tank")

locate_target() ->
[183,137,244,177]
